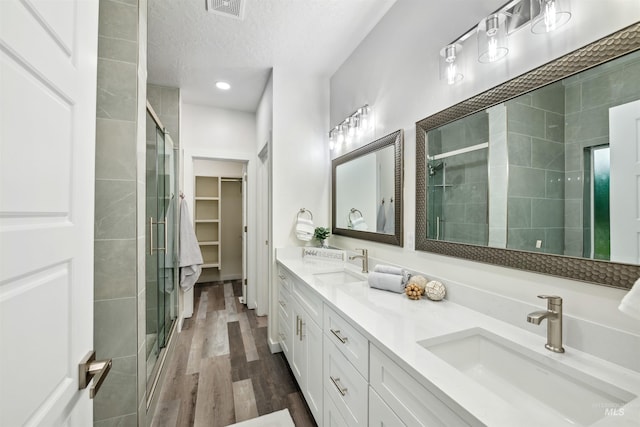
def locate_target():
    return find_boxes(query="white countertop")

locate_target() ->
[276,249,640,427]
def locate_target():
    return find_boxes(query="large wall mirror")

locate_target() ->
[416,23,640,289]
[332,129,403,246]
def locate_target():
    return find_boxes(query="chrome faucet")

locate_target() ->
[527,295,565,353]
[349,248,368,273]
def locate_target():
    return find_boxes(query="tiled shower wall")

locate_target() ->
[93,0,146,425]
[506,82,566,254]
[563,52,640,257]
[427,112,489,245]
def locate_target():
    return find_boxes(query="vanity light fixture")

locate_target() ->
[328,104,371,150]
[478,13,509,63]
[215,81,231,90]
[440,43,464,84]
[530,0,571,34]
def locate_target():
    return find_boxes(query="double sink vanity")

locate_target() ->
[276,247,640,427]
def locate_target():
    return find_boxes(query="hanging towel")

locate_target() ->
[351,216,369,231]
[179,200,203,291]
[164,195,176,293]
[376,202,386,233]
[384,200,395,234]
[295,217,315,242]
[619,279,640,320]
[374,264,410,285]
[368,271,405,293]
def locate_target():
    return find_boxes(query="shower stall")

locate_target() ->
[426,110,489,245]
[145,104,179,395]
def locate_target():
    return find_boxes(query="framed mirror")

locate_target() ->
[416,23,640,289]
[332,129,403,246]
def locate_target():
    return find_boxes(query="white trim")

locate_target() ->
[429,142,489,161]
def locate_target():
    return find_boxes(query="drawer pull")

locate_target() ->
[278,274,286,280]
[330,376,348,396]
[330,328,348,344]
[279,299,287,308]
[279,332,286,342]
[296,316,301,337]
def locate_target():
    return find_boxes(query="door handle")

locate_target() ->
[149,217,167,255]
[79,351,112,399]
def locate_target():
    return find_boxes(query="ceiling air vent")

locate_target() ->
[206,0,245,20]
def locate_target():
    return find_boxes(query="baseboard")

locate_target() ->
[268,337,282,354]
[221,274,242,281]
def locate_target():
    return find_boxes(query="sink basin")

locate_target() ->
[313,269,366,285]
[418,328,636,425]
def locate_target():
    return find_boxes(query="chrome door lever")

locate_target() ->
[79,351,112,399]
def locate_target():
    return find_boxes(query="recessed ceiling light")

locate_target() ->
[216,81,231,90]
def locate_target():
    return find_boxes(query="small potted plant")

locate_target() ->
[313,227,330,248]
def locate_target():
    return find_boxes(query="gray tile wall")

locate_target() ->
[427,111,489,245]
[94,0,142,425]
[506,82,566,255]
[563,51,640,257]
[147,84,180,148]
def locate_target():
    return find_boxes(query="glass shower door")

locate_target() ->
[145,108,177,385]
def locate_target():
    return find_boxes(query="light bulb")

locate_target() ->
[488,37,498,62]
[446,63,458,85]
[544,0,558,31]
[336,125,345,144]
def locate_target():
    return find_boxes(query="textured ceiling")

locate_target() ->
[147,0,397,112]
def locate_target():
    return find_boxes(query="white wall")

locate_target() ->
[180,102,258,318]
[329,0,640,369]
[268,68,330,345]
[272,69,331,248]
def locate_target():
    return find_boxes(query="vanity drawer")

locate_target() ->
[323,335,368,426]
[323,388,349,427]
[324,304,369,379]
[370,345,470,427]
[277,266,293,293]
[293,278,322,326]
[369,386,405,427]
[278,282,292,323]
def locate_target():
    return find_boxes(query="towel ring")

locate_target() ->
[349,208,363,221]
[348,208,363,228]
[297,208,313,220]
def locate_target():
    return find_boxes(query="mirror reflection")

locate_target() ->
[335,145,395,234]
[332,129,403,246]
[425,49,640,265]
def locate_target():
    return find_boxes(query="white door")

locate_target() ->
[242,168,247,303]
[0,0,99,425]
[255,141,270,314]
[610,99,640,264]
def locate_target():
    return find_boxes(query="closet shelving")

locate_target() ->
[194,176,221,269]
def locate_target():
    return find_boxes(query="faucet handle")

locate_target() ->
[538,295,562,308]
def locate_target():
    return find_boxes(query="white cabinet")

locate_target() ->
[370,345,470,427]
[282,269,323,426]
[277,269,293,363]
[323,335,368,426]
[324,388,350,427]
[369,386,405,427]
[324,305,369,379]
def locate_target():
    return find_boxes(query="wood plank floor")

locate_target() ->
[151,280,317,427]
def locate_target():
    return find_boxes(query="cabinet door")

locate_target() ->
[304,317,323,425]
[291,304,305,385]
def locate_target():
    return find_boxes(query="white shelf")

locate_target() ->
[194,173,222,272]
